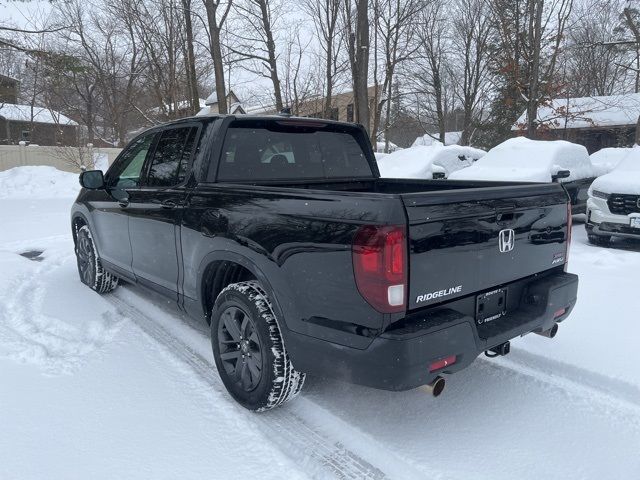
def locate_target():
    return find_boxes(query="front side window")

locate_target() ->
[146,127,198,188]
[110,133,156,189]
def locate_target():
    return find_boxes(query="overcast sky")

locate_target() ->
[0,1,53,29]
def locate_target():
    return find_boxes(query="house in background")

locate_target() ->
[245,86,380,135]
[0,72,79,146]
[0,104,79,146]
[197,90,245,116]
[0,73,19,103]
[512,93,640,153]
[150,98,208,120]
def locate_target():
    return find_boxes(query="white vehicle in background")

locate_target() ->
[449,137,596,214]
[376,141,486,179]
[585,147,640,245]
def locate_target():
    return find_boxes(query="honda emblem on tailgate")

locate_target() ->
[498,229,515,253]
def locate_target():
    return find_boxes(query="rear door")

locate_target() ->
[402,184,570,310]
[127,124,201,296]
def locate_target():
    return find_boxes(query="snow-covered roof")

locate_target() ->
[450,137,594,182]
[204,89,240,106]
[412,132,462,147]
[196,101,245,117]
[204,91,218,105]
[0,103,78,126]
[512,93,640,131]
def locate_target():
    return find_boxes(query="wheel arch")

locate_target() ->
[197,251,290,334]
[71,212,91,246]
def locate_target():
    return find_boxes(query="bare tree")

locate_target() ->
[230,0,284,111]
[451,0,491,145]
[372,0,424,149]
[303,0,345,118]
[280,27,319,113]
[182,0,201,114]
[343,0,370,133]
[203,0,233,114]
[409,0,453,143]
[563,0,628,97]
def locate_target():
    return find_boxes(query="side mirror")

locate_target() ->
[552,170,571,182]
[432,172,446,180]
[79,170,105,189]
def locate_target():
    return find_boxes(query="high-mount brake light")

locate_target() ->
[352,225,407,313]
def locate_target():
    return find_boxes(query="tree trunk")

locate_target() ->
[183,0,200,115]
[323,40,334,119]
[258,0,283,112]
[636,115,640,146]
[526,0,543,139]
[354,0,370,134]
[204,0,228,114]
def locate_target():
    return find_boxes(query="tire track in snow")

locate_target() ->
[107,294,417,480]
[489,349,640,420]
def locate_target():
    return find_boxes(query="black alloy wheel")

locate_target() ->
[217,305,263,392]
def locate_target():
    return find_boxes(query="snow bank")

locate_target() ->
[449,137,595,182]
[377,142,486,179]
[412,131,461,147]
[590,147,640,195]
[0,166,80,199]
[590,148,633,176]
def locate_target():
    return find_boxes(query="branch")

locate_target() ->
[0,25,72,34]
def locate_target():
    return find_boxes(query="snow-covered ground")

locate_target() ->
[1,167,640,479]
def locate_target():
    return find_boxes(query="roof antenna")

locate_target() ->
[279,107,292,117]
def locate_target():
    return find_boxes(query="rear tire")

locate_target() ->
[211,281,305,411]
[75,225,119,294]
[587,233,611,246]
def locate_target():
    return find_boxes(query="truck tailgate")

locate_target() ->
[402,184,570,311]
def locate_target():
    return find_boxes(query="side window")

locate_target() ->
[110,134,155,189]
[146,127,197,188]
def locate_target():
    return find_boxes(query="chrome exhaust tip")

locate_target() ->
[535,323,559,338]
[421,376,446,397]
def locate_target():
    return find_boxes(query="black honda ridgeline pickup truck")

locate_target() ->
[72,115,578,411]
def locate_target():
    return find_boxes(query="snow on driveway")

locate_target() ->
[1,170,639,479]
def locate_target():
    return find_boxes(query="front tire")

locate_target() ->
[75,225,119,294]
[587,233,611,246]
[211,281,305,411]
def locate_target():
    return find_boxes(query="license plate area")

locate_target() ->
[631,217,640,229]
[476,288,507,325]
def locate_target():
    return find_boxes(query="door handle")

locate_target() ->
[118,199,129,208]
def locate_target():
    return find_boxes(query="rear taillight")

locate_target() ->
[352,225,407,313]
[565,202,572,272]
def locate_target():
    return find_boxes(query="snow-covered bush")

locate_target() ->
[449,137,595,182]
[377,142,486,179]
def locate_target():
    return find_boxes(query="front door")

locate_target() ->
[128,124,201,297]
[91,132,157,275]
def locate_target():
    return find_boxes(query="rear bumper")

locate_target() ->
[287,271,578,391]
